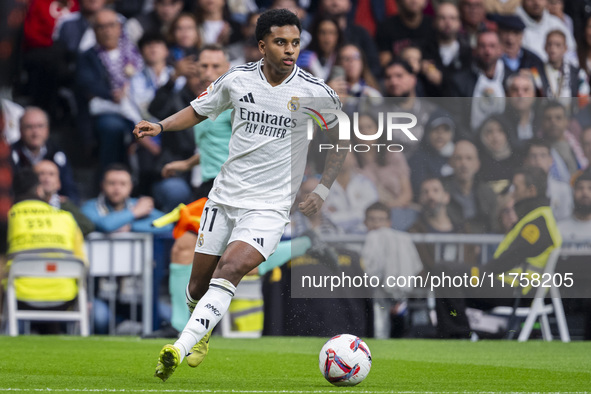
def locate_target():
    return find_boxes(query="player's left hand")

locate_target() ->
[133,120,161,140]
[298,192,324,217]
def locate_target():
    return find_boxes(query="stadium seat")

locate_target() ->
[491,248,570,342]
[85,232,154,335]
[5,254,89,336]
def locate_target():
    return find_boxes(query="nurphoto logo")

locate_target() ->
[305,109,419,153]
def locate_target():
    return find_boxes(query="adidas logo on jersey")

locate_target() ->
[196,318,210,329]
[253,237,264,247]
[239,92,256,103]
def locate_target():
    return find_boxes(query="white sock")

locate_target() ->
[174,278,236,361]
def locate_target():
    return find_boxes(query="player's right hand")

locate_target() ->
[133,120,161,139]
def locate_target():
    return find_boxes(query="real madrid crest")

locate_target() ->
[198,233,204,247]
[287,96,300,112]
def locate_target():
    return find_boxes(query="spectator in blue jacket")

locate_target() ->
[81,163,172,234]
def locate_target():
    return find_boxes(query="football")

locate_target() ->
[318,334,372,386]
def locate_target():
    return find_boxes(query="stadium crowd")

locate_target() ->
[2,0,591,339]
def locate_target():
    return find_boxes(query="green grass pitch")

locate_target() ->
[0,336,589,393]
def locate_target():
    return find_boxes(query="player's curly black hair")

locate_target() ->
[255,8,301,42]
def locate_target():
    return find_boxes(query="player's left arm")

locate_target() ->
[298,124,349,217]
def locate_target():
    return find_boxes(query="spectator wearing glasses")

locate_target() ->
[11,107,79,203]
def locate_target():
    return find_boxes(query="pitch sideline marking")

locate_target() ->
[0,390,589,394]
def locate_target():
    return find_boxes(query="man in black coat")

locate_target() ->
[11,107,79,203]
[493,14,545,75]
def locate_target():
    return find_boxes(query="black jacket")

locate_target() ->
[11,140,79,203]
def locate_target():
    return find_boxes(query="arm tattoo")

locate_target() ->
[319,126,350,188]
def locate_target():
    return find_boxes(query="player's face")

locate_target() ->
[20,110,49,150]
[259,25,301,76]
[102,170,133,206]
[35,161,61,196]
[198,49,230,85]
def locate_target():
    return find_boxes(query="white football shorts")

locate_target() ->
[194,199,290,260]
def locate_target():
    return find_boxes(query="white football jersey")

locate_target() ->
[191,59,341,210]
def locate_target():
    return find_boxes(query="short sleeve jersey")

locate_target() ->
[191,59,341,211]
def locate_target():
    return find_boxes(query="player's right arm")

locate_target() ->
[136,66,234,140]
[133,106,207,139]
